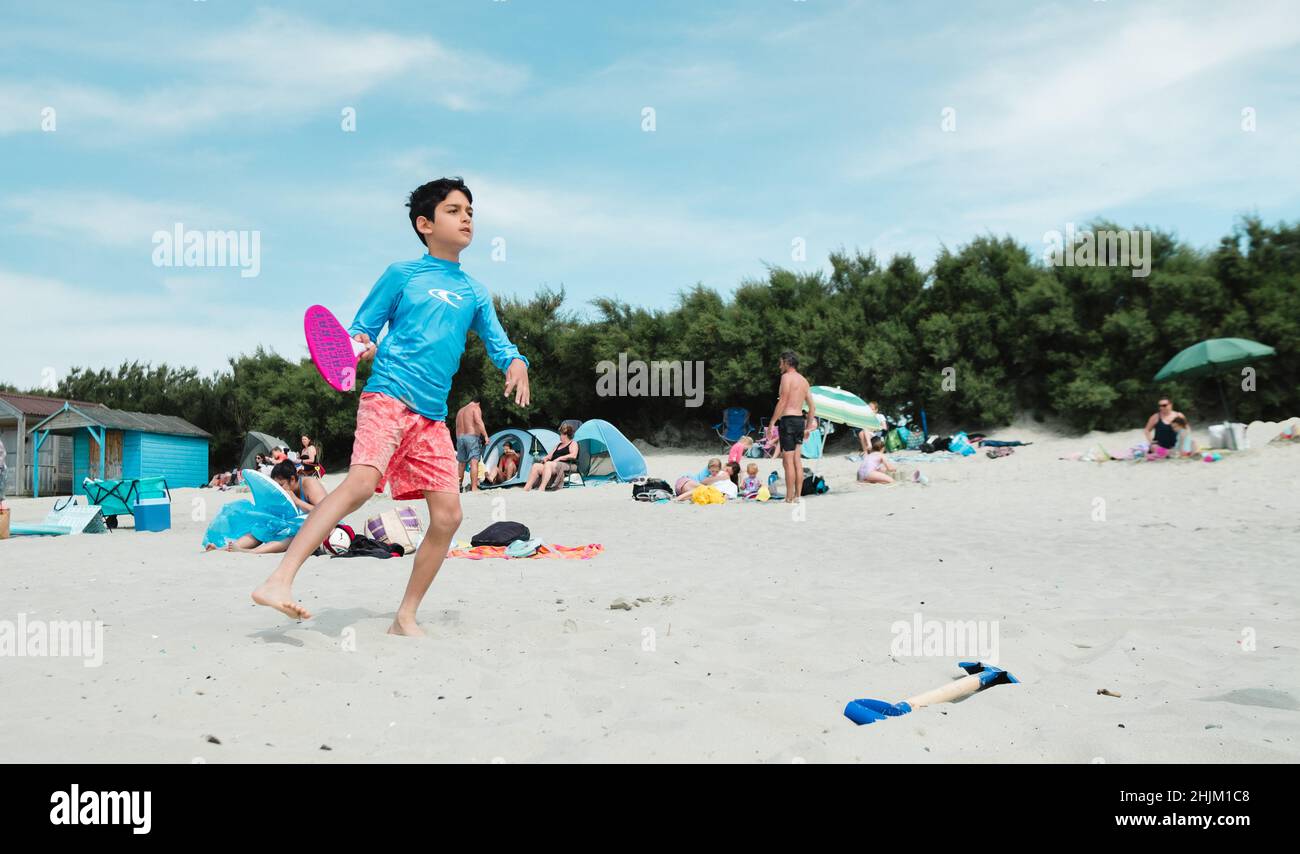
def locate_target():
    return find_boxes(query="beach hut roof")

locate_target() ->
[28,402,211,438]
[0,392,108,419]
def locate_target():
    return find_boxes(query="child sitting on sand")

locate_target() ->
[740,462,762,498]
[857,437,897,484]
[1172,416,1197,456]
[728,435,754,464]
[485,443,521,484]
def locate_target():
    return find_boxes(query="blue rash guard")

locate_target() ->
[348,254,528,422]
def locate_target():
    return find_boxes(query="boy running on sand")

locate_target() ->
[252,177,531,636]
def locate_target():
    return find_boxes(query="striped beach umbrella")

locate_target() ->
[803,386,884,430]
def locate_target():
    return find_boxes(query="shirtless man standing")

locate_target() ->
[454,398,489,491]
[768,351,816,504]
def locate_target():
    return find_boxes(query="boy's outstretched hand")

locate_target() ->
[504,358,530,407]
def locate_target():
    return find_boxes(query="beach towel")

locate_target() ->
[890,451,959,463]
[690,484,727,504]
[447,543,604,560]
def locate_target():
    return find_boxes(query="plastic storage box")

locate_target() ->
[133,497,172,532]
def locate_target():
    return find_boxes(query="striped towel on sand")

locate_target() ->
[447,543,604,560]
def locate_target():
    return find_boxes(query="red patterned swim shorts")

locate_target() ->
[350,392,458,499]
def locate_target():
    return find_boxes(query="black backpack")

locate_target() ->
[801,473,829,496]
[631,478,673,500]
[471,521,531,547]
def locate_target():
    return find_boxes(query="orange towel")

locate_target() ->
[446,543,604,560]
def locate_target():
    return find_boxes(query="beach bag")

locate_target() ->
[472,521,530,547]
[885,428,906,452]
[332,534,403,559]
[631,478,672,500]
[905,429,925,450]
[365,508,423,555]
[800,473,829,496]
[948,432,976,456]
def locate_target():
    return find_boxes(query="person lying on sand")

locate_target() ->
[206,461,329,554]
[672,460,739,501]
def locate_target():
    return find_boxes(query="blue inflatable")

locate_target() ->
[202,469,307,549]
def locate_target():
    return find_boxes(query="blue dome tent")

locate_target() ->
[479,428,559,489]
[571,419,647,484]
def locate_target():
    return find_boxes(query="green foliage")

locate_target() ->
[25,217,1297,472]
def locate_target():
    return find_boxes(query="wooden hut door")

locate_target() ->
[106,431,123,479]
[85,430,124,480]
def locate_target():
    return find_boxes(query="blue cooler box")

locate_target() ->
[133,497,172,532]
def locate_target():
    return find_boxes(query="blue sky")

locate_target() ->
[2,0,1297,387]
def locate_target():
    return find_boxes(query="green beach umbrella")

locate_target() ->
[803,385,884,430]
[1153,337,1276,421]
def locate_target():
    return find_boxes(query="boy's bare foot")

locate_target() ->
[204,543,217,552]
[387,616,426,638]
[251,582,312,620]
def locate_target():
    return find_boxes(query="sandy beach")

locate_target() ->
[1,421,1296,763]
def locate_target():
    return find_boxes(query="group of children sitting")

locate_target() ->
[672,456,766,501]
[724,418,899,488]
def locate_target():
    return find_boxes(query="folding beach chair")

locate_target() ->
[713,407,756,447]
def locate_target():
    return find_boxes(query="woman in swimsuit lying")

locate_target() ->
[673,460,740,501]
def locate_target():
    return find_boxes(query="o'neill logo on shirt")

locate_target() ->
[428,288,464,307]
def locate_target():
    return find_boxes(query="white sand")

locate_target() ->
[1,422,1297,763]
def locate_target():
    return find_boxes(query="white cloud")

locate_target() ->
[0,268,294,386]
[3,191,234,249]
[846,0,1300,237]
[0,9,530,138]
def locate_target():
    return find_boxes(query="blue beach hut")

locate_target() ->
[27,403,211,498]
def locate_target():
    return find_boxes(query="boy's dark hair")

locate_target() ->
[1171,416,1188,427]
[408,177,473,245]
[270,461,298,484]
[780,350,799,369]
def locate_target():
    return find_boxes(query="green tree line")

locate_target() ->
[23,217,1298,472]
